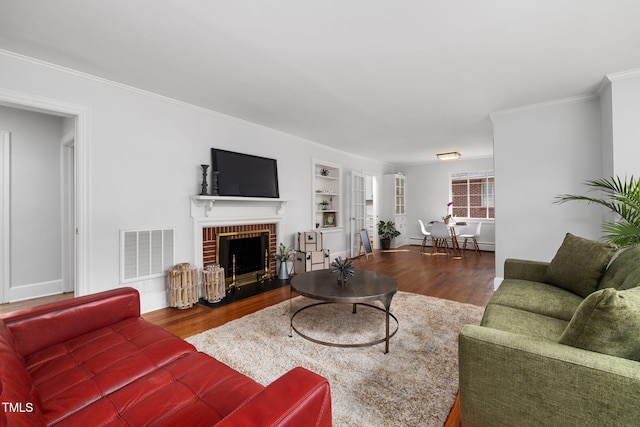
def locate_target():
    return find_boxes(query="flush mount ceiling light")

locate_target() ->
[436,151,461,160]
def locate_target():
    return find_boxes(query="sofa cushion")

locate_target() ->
[559,287,640,361]
[481,304,569,341]
[24,317,196,425]
[492,279,583,321]
[54,352,264,427]
[544,233,618,298]
[598,246,640,291]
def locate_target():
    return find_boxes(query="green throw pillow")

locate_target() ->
[598,246,640,291]
[544,233,617,297]
[559,287,640,361]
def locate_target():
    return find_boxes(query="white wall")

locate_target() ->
[0,106,63,298]
[609,72,640,176]
[492,96,603,279]
[402,157,495,249]
[0,51,393,312]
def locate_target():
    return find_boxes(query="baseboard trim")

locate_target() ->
[8,279,63,302]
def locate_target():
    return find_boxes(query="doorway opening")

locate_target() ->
[365,174,379,249]
[0,89,89,303]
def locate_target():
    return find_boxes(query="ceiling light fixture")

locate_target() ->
[436,151,461,160]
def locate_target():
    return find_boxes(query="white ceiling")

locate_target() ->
[2,1,640,164]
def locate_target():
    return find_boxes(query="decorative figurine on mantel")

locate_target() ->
[199,164,209,195]
[330,256,355,287]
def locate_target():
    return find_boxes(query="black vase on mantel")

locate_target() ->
[199,164,209,196]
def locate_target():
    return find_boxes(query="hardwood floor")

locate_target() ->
[0,292,75,314]
[0,245,495,427]
[143,245,495,339]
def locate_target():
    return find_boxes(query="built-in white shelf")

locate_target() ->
[313,160,341,229]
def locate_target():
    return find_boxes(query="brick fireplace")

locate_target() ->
[190,196,287,290]
[202,223,277,287]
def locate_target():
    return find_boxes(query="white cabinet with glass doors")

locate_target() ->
[382,173,406,248]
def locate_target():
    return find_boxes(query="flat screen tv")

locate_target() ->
[211,148,280,198]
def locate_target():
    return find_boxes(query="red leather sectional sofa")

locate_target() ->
[0,287,332,426]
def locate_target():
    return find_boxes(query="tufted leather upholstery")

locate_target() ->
[0,288,332,426]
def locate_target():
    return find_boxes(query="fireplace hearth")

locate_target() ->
[191,196,288,307]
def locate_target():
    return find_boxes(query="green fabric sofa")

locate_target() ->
[459,234,640,427]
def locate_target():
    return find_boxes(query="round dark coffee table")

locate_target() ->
[290,269,398,353]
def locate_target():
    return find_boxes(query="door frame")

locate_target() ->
[61,131,75,294]
[0,131,10,303]
[350,170,366,257]
[363,171,380,250]
[0,88,91,299]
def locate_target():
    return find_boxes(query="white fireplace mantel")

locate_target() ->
[190,195,287,271]
[190,195,287,218]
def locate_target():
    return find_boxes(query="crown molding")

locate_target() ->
[489,94,598,122]
[605,67,640,82]
[0,49,394,168]
[0,49,301,137]
[597,67,640,95]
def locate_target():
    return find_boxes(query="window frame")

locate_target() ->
[450,170,495,220]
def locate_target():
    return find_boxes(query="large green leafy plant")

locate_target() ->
[377,220,401,240]
[377,220,401,250]
[555,176,640,247]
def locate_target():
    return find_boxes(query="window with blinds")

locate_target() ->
[451,171,495,219]
[121,228,175,283]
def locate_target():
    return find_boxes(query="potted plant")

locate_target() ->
[443,201,454,224]
[555,176,640,247]
[319,200,330,210]
[274,243,294,279]
[378,220,401,250]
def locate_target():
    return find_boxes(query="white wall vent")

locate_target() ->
[120,228,175,283]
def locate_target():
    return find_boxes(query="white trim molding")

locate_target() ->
[0,88,91,297]
[8,280,64,303]
[0,131,10,303]
[191,198,287,273]
[489,94,598,122]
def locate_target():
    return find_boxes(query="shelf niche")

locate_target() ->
[312,160,341,229]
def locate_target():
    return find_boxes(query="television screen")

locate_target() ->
[211,149,280,198]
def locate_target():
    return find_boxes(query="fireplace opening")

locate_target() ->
[228,236,262,275]
[217,230,271,288]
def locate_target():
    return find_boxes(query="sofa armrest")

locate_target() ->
[504,258,549,282]
[459,325,640,427]
[217,367,332,427]
[1,287,140,356]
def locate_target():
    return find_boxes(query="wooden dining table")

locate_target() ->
[446,222,466,259]
[428,220,466,259]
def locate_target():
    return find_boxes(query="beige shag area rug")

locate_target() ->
[186,291,483,426]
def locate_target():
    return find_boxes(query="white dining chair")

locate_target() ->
[418,219,431,253]
[460,222,482,254]
[429,221,451,256]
